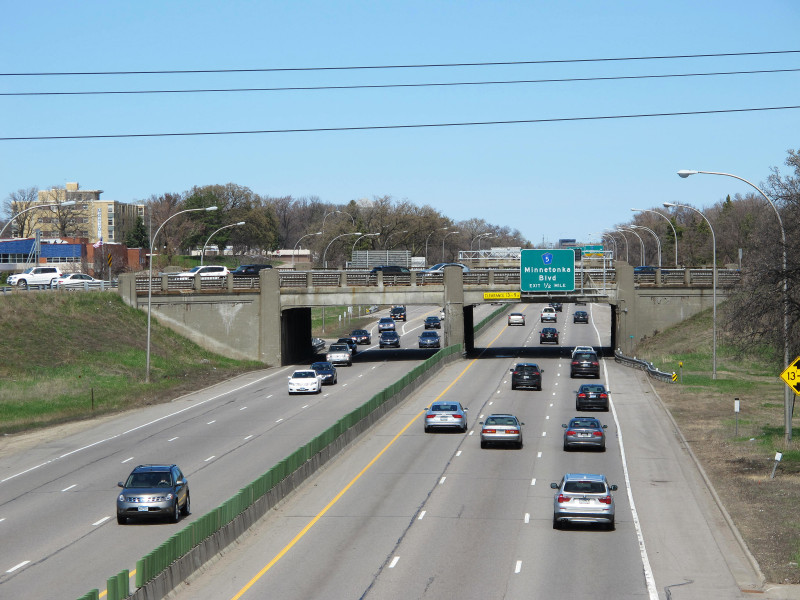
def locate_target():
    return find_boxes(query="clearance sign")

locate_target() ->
[483,291,521,301]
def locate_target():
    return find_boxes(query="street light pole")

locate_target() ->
[442,230,460,262]
[384,230,407,249]
[619,226,646,265]
[425,227,449,266]
[201,221,245,266]
[293,231,322,268]
[632,208,679,267]
[147,206,218,383]
[610,231,628,262]
[679,169,791,441]
[632,225,661,267]
[323,232,362,269]
[665,201,717,379]
[352,232,380,255]
[0,200,77,238]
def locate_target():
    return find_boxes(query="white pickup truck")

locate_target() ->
[326,343,352,367]
[7,266,63,288]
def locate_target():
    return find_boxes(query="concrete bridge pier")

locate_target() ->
[443,266,466,351]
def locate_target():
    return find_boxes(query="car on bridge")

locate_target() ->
[562,417,607,451]
[171,265,230,280]
[418,330,441,348]
[540,327,559,344]
[230,264,272,277]
[480,414,524,449]
[541,306,557,322]
[52,272,103,289]
[288,369,323,394]
[551,473,617,530]
[420,262,471,275]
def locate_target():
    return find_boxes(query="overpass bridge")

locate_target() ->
[117,264,740,366]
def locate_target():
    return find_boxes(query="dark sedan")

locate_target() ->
[418,330,441,348]
[575,383,610,410]
[350,329,371,345]
[379,331,401,348]
[310,361,338,385]
[424,316,442,329]
[573,310,589,324]
[549,302,563,312]
[540,327,559,344]
[510,363,543,390]
[336,337,358,355]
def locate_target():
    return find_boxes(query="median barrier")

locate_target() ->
[79,304,509,600]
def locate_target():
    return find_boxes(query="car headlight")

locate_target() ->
[166,493,174,501]
[118,494,125,502]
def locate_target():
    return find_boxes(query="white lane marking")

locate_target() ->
[204,456,215,462]
[537,452,542,458]
[542,432,547,437]
[240,406,247,411]
[207,420,216,425]
[496,390,500,394]
[549,403,553,407]
[479,414,484,419]
[266,394,273,399]
[557,373,561,377]
[1,460,53,484]
[489,401,494,406]
[302,405,310,409]
[0,518,5,523]
[61,484,77,492]
[531,478,536,486]
[515,560,522,573]
[168,437,178,442]
[244,435,253,440]
[121,457,134,463]
[546,416,549,420]
[358,374,364,378]
[342,383,348,387]
[439,477,446,485]
[607,366,658,599]
[389,556,400,568]
[524,513,530,523]
[323,394,330,398]
[468,430,474,436]
[456,450,462,457]
[6,560,29,573]
[418,511,426,520]
[92,516,111,526]
[276,418,283,423]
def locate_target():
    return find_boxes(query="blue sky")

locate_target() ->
[2,1,798,246]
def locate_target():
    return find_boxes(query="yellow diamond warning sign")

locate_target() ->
[780,356,800,395]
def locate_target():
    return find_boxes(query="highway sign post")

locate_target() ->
[520,249,575,292]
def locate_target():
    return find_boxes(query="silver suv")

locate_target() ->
[117,464,190,524]
[551,473,618,530]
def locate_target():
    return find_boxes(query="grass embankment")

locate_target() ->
[636,308,800,582]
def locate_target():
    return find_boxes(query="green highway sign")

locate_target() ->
[520,249,575,291]
[582,245,604,257]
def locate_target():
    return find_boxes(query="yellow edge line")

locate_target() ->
[231,322,508,600]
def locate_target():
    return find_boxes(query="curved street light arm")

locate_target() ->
[292,231,322,267]
[632,208,678,267]
[201,221,245,266]
[0,200,77,238]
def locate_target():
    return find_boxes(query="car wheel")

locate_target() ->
[563,441,570,451]
[570,371,576,378]
[480,440,487,449]
[117,514,127,525]
[181,493,191,516]
[334,374,338,384]
[600,444,606,452]
[537,385,542,391]
[576,402,580,411]
[607,518,615,531]
[553,516,561,530]
[18,280,28,289]
[511,383,516,390]
[516,441,523,450]
[172,500,181,523]
[462,424,468,433]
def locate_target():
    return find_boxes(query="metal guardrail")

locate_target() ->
[614,348,675,383]
[1,281,118,294]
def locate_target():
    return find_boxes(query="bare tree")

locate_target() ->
[3,187,39,237]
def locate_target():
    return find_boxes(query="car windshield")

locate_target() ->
[575,353,596,360]
[329,344,348,351]
[293,371,315,378]
[126,472,171,488]
[485,416,517,426]
[431,403,460,412]
[581,385,605,393]
[310,362,330,370]
[352,330,367,335]
[570,419,600,428]
[421,332,437,337]
[380,318,392,323]
[564,481,607,494]
[517,365,539,373]
[186,266,202,273]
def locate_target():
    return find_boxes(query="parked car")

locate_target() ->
[540,327,559,344]
[390,306,407,321]
[310,361,337,385]
[336,337,358,354]
[510,363,543,390]
[540,306,557,323]
[379,331,401,348]
[7,266,62,289]
[424,401,468,433]
[230,264,273,277]
[551,473,617,530]
[378,317,396,332]
[172,265,230,279]
[571,351,600,378]
[117,464,190,524]
[573,310,589,323]
[575,383,610,411]
[288,369,323,394]
[52,273,102,288]
[549,302,563,312]
[326,343,352,366]
[480,414,524,449]
[418,330,441,348]
[562,417,607,451]
[424,316,441,329]
[350,329,371,345]
[507,312,526,326]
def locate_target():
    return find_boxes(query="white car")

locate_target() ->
[572,345,595,357]
[421,262,471,276]
[52,273,102,288]
[172,265,230,279]
[288,370,323,395]
[7,266,63,288]
[541,307,557,323]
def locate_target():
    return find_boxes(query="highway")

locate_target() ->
[0,303,487,600]
[164,302,759,600]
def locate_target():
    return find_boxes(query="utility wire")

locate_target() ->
[2,105,797,141]
[2,50,798,77]
[4,68,798,97]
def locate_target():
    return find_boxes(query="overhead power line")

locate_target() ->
[1,105,798,142]
[2,50,798,77]
[4,67,798,97]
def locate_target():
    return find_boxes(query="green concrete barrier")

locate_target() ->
[83,301,511,600]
